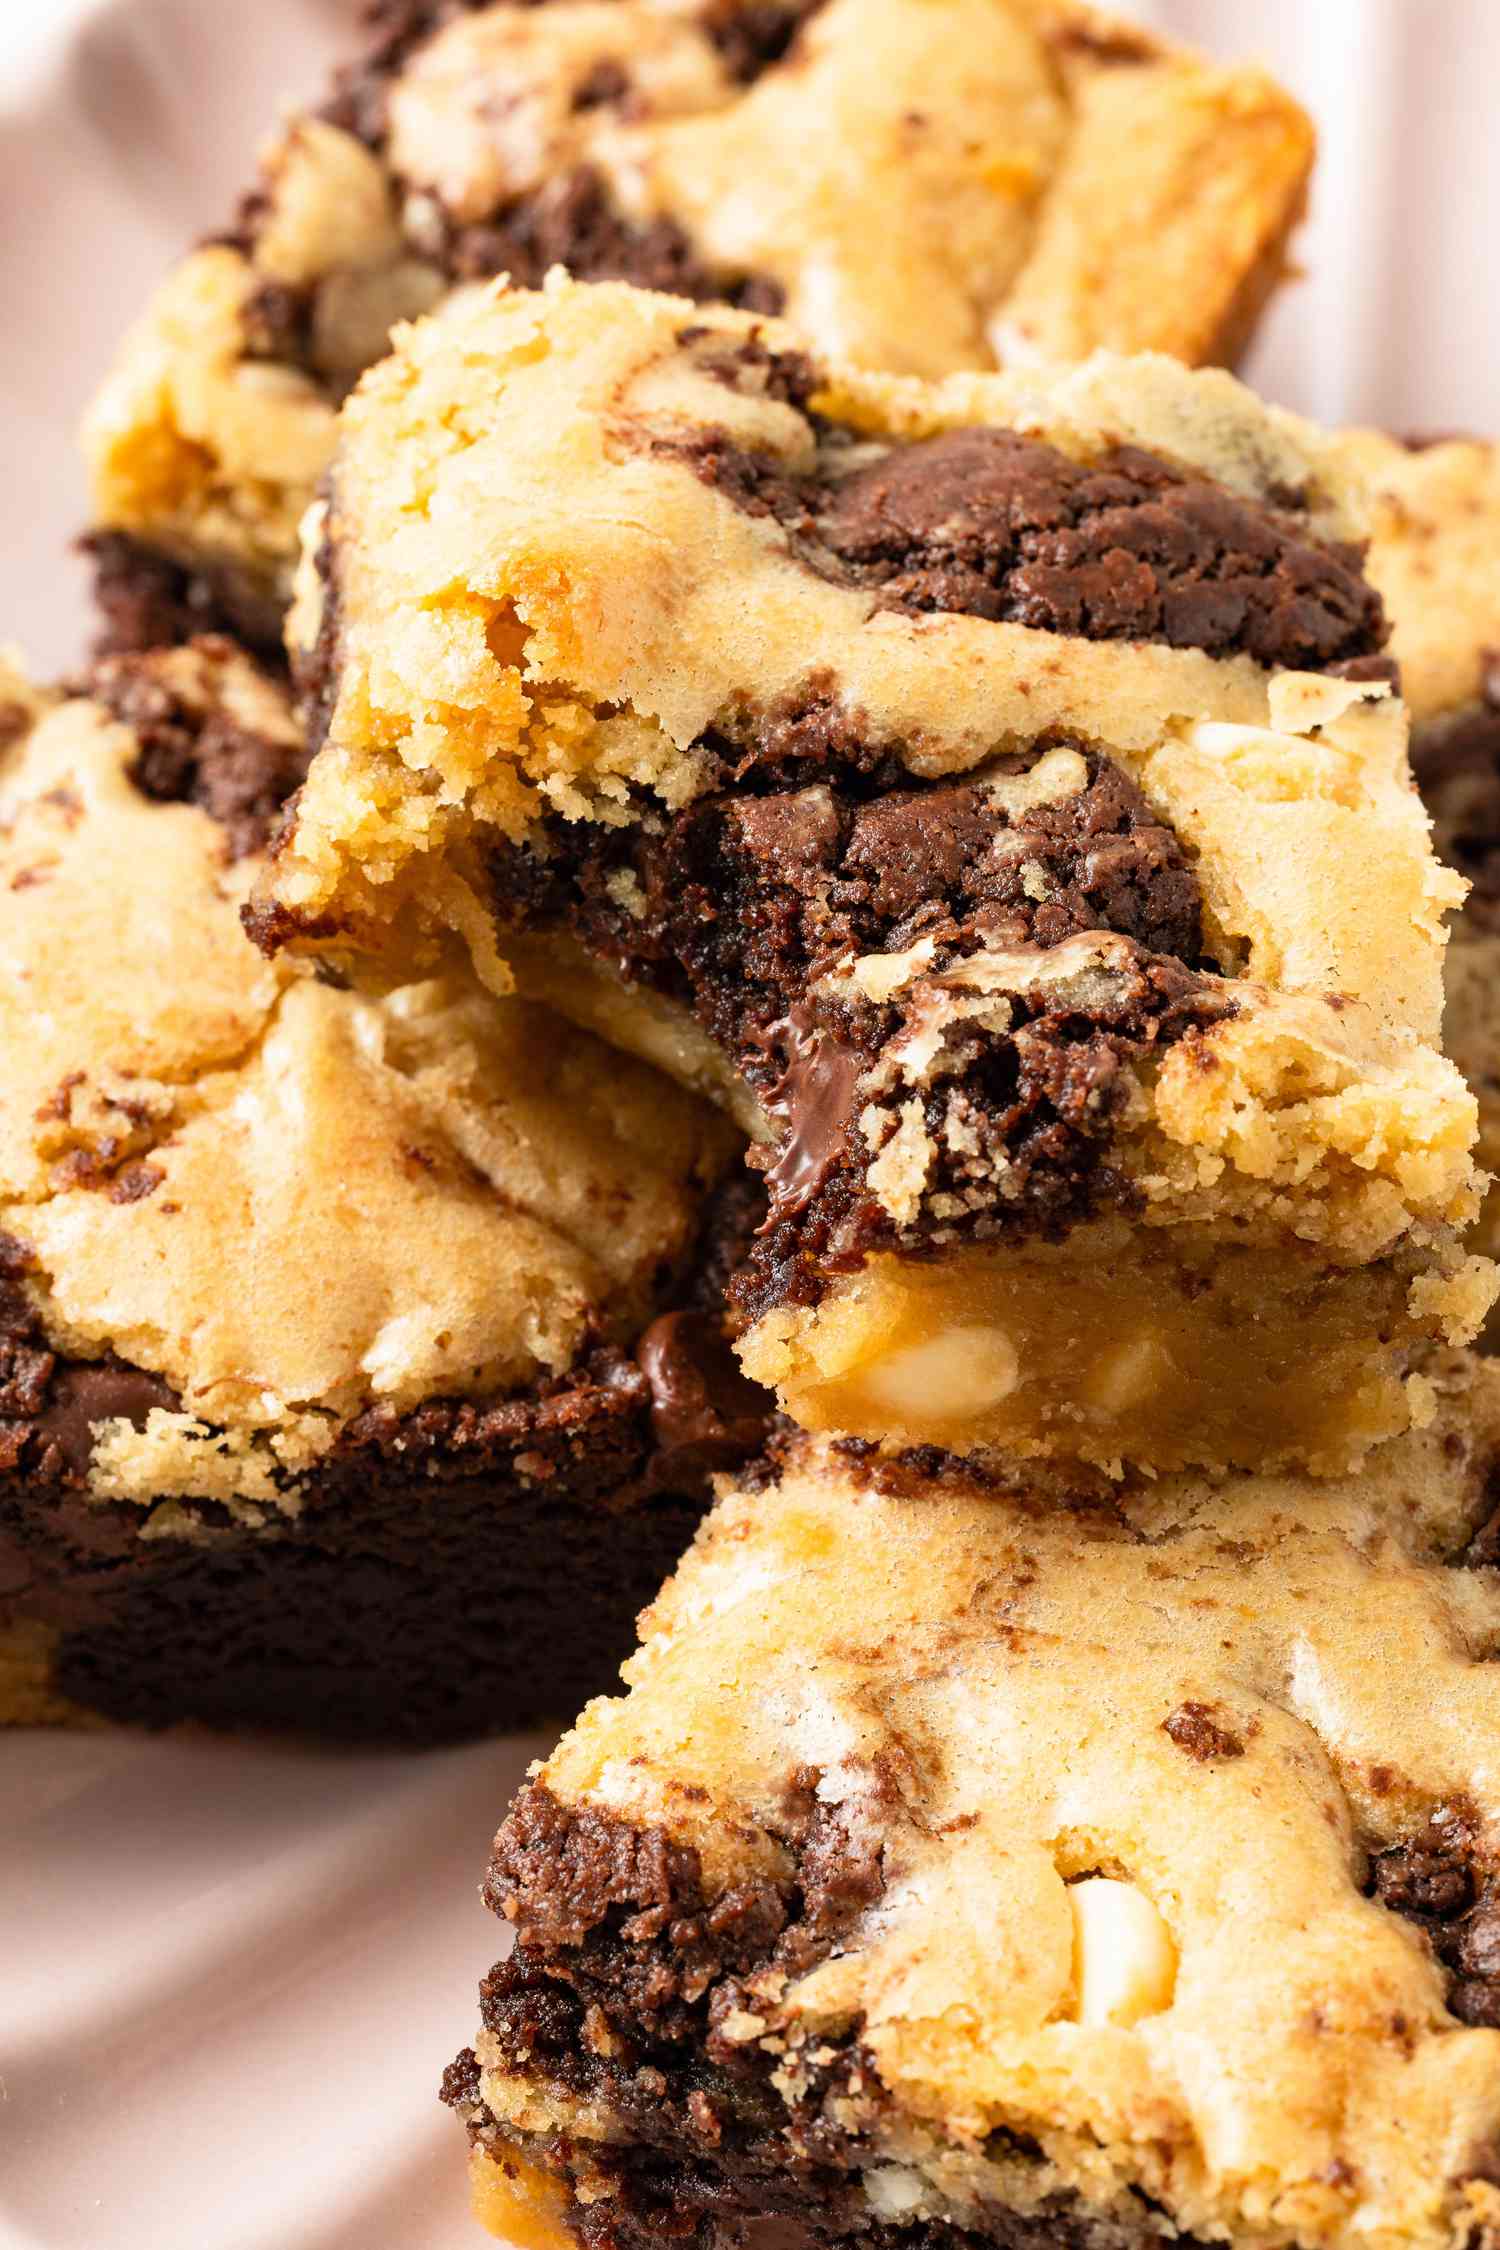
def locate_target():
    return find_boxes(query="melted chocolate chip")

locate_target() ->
[756,1008,864,1229]
[637,1310,771,1486]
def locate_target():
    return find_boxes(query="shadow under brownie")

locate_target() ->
[79,0,1313,658]
[0,638,763,1741]
[447,1351,1500,2250]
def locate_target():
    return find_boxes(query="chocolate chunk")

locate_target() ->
[1164,1701,1246,1761]
[670,423,1388,671]
[1370,1807,1500,2026]
[90,647,308,859]
[637,1310,771,1485]
[33,1360,175,1481]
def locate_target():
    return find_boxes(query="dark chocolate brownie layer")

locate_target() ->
[665,418,1387,669]
[235,0,818,393]
[445,1783,1202,2250]
[488,748,1230,1316]
[83,531,290,667]
[91,644,310,858]
[1,1196,767,1742]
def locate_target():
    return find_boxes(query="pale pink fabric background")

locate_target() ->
[0,7,1494,2247]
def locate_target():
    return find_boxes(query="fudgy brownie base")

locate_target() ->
[2,1300,763,1744]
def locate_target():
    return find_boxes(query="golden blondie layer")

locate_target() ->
[448,1353,1500,2250]
[256,279,1488,1473]
[80,0,1311,654]
[0,638,759,1738]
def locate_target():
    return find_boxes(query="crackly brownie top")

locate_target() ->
[266,280,1463,1061]
[0,641,739,1505]
[480,1352,1500,2250]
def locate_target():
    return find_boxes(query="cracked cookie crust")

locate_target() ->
[447,1352,1500,2250]
[80,0,1312,651]
[0,639,762,1740]
[258,279,1488,1474]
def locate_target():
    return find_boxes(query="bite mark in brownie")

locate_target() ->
[666,421,1388,669]
[490,744,1229,1311]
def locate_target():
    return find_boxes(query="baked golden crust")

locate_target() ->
[80,0,1311,628]
[460,1355,1500,2250]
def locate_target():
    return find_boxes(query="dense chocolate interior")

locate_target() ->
[0,1180,766,1740]
[91,644,310,858]
[665,411,1387,669]
[83,531,289,667]
[490,743,1228,1318]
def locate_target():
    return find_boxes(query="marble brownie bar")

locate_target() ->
[446,1349,1500,2250]
[255,277,1488,1475]
[1342,431,1500,1264]
[0,638,762,1741]
[79,0,1313,656]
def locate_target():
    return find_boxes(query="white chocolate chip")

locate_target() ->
[1085,1336,1176,1415]
[864,2166,929,2222]
[980,744,1090,816]
[1068,1877,1177,2028]
[858,1327,1020,1422]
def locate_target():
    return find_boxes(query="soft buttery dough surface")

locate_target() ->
[0,646,739,1500]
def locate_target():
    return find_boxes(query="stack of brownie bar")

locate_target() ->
[6,3,1500,2246]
